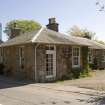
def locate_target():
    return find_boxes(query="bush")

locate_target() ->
[61,75,70,80]
[72,66,91,79]
[0,63,5,74]
[71,67,81,79]
[89,63,94,69]
[80,69,90,78]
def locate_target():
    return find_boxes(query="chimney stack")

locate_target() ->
[7,22,21,39]
[46,17,59,32]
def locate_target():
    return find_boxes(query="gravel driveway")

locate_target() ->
[57,70,105,91]
[0,75,103,105]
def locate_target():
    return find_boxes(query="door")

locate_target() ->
[46,50,56,79]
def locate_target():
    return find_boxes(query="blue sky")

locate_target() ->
[0,0,105,41]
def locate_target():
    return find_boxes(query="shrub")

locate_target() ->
[60,71,74,80]
[80,69,90,78]
[89,63,94,69]
[71,67,81,79]
[72,66,91,79]
[61,75,70,80]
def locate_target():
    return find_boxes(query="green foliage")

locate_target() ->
[71,46,90,79]
[82,47,89,70]
[89,63,95,69]
[80,67,91,78]
[68,25,95,39]
[71,67,91,79]
[5,19,41,37]
[81,46,90,75]
[61,46,90,79]
[94,39,105,45]
[56,80,65,83]
[61,75,71,80]
[61,72,74,80]
[71,67,81,78]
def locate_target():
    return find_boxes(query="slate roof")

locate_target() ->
[83,38,105,49]
[0,27,105,49]
[0,29,39,47]
[69,36,105,49]
[32,28,92,46]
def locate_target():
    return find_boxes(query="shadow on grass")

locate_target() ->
[0,75,34,89]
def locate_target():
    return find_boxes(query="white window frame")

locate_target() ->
[72,46,80,68]
[18,46,24,67]
[88,49,93,63]
[102,50,105,62]
[46,45,56,79]
[0,48,3,63]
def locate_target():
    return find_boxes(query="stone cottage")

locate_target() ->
[0,18,105,82]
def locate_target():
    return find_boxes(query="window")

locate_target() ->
[46,45,55,50]
[88,49,93,63]
[19,47,24,69]
[3,49,7,64]
[0,48,3,63]
[72,47,80,67]
[102,50,105,62]
[46,54,53,76]
[63,47,71,57]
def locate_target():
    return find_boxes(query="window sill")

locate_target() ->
[46,75,55,79]
[72,65,80,68]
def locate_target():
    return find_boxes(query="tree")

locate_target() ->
[94,39,105,45]
[4,20,41,38]
[68,25,95,39]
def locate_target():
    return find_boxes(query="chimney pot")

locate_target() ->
[49,18,56,24]
[46,17,59,32]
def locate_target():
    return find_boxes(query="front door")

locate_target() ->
[46,45,56,79]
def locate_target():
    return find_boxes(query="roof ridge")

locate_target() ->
[31,27,45,42]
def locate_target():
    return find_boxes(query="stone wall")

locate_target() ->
[36,44,46,82]
[92,49,105,69]
[3,47,17,76]
[56,45,72,80]
[35,44,73,82]
[1,44,84,82]
[2,44,35,81]
[36,44,82,82]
